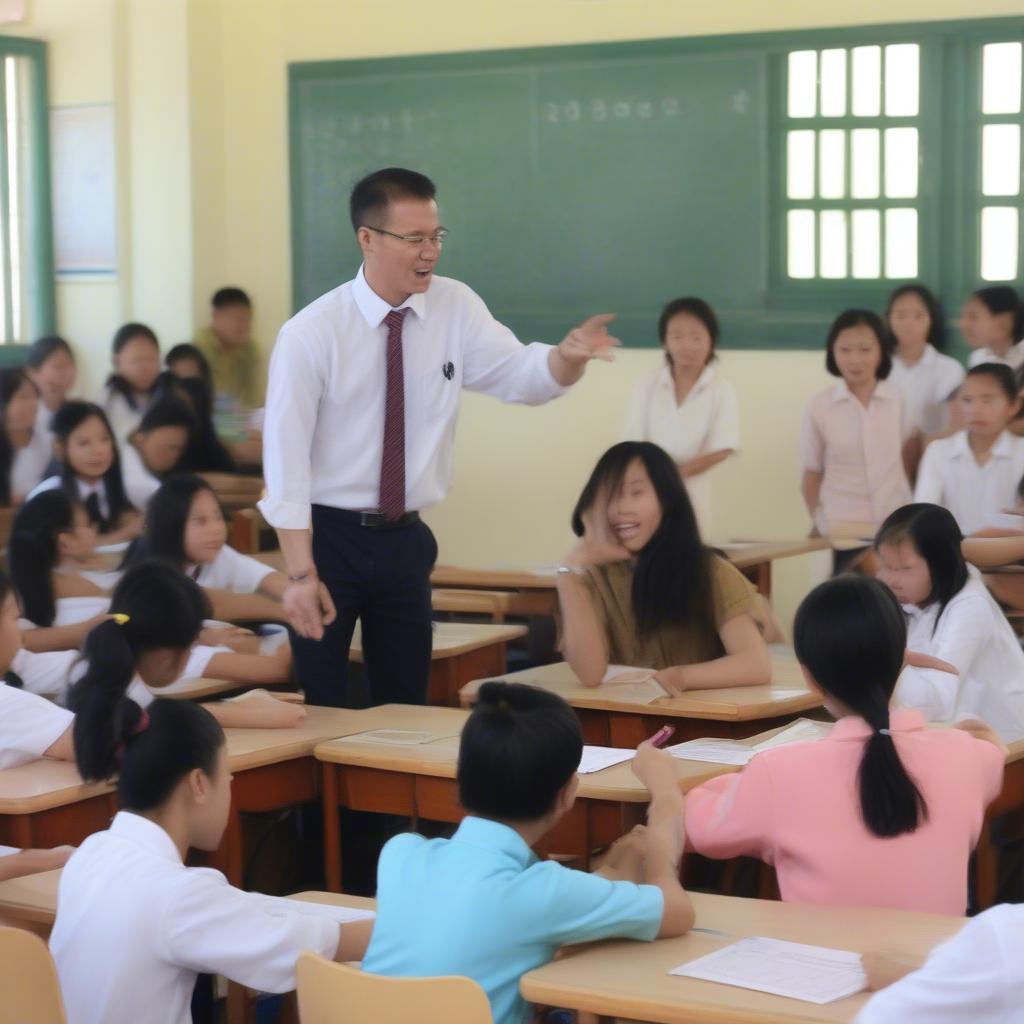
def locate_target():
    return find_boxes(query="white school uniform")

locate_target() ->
[0,681,73,769]
[855,903,1024,1024]
[10,429,55,502]
[50,811,342,1024]
[190,544,275,594]
[968,342,1024,371]
[888,347,965,436]
[119,441,161,511]
[913,430,1024,535]
[9,647,80,702]
[896,572,1024,741]
[100,384,151,447]
[28,475,114,522]
[621,362,739,532]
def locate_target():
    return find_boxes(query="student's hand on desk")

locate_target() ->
[242,692,307,728]
[653,666,687,696]
[18,845,75,874]
[557,313,621,365]
[902,650,958,675]
[283,577,337,640]
[592,825,648,883]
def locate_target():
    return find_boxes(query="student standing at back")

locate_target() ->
[50,584,371,1024]
[800,309,911,564]
[194,287,262,414]
[621,297,739,533]
[875,503,1024,741]
[913,364,1024,535]
[100,323,162,445]
[886,284,964,481]
[685,574,1004,914]
[963,286,1024,370]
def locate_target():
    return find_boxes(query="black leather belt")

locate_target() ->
[335,509,421,530]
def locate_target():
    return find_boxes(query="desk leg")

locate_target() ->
[322,763,342,893]
[225,983,253,1024]
[975,816,999,911]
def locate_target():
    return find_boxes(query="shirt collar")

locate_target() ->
[830,379,896,405]
[656,362,716,393]
[451,815,536,868]
[828,708,926,741]
[352,264,427,328]
[950,429,1014,460]
[75,477,103,500]
[109,811,184,865]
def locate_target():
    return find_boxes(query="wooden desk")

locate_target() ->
[314,704,737,892]
[0,707,373,885]
[520,890,964,1024]
[0,865,60,933]
[460,650,822,746]
[975,736,1024,909]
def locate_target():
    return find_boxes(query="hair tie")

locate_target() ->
[877,728,892,736]
[112,613,130,626]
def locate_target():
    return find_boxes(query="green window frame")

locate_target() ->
[0,36,54,345]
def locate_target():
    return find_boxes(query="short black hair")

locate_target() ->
[657,297,719,365]
[965,361,1019,402]
[458,682,582,822]
[885,283,947,352]
[211,287,251,310]
[825,309,892,380]
[26,334,74,370]
[349,168,436,233]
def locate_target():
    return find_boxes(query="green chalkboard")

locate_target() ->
[289,37,778,349]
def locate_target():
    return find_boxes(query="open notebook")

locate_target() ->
[666,718,834,766]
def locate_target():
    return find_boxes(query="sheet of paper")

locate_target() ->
[752,719,833,752]
[0,845,20,857]
[336,729,446,746]
[666,739,753,765]
[770,688,812,701]
[670,936,866,1004]
[276,898,376,925]
[600,666,668,705]
[577,746,636,774]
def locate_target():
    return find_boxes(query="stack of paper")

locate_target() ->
[671,936,867,1004]
[666,718,833,765]
[577,746,636,774]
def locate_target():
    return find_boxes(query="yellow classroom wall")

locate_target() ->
[7,0,1024,630]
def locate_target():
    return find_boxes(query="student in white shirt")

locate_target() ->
[0,367,52,504]
[100,322,162,445]
[914,364,1024,535]
[26,334,78,446]
[51,596,372,1024]
[856,903,1024,1023]
[126,475,288,627]
[875,502,1024,741]
[885,284,964,480]
[120,397,194,510]
[621,297,739,533]
[28,401,141,542]
[962,286,1024,371]
[262,168,617,708]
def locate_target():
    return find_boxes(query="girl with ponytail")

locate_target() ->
[50,565,370,1024]
[684,574,1004,914]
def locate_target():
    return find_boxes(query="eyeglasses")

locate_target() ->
[364,225,449,248]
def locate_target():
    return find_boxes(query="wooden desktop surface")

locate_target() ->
[521,890,964,1024]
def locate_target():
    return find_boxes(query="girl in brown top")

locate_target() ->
[558,441,771,691]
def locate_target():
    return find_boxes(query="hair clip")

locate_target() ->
[877,727,892,736]
[112,613,130,626]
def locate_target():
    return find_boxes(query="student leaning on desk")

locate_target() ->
[556,441,771,692]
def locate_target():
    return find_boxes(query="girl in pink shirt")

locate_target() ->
[685,575,1004,913]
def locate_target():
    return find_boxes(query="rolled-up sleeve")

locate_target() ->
[258,326,325,530]
[799,400,824,474]
[458,285,568,406]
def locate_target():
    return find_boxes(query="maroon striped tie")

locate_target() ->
[379,307,410,520]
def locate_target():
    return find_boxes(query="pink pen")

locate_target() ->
[649,725,675,748]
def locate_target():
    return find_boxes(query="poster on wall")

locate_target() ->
[0,0,26,24]
[51,103,117,275]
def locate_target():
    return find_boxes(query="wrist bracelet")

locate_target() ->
[287,570,316,583]
[556,564,587,576]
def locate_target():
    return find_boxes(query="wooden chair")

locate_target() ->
[296,953,491,1024]
[431,588,518,623]
[0,926,67,1024]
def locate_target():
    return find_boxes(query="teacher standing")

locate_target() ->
[260,168,618,708]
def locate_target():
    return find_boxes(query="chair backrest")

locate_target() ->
[296,953,491,1024]
[0,926,67,1024]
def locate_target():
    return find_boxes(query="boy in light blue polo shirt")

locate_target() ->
[362,682,694,1024]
